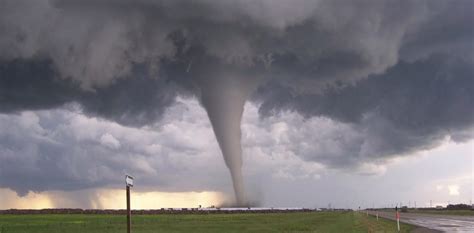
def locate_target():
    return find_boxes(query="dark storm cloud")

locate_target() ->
[256,55,474,167]
[0,0,432,87]
[1,0,471,126]
[0,0,473,194]
[0,59,179,126]
[257,55,474,132]
[251,0,474,167]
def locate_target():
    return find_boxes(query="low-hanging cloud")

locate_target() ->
[0,0,473,203]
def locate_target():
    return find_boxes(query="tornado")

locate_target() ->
[198,73,259,206]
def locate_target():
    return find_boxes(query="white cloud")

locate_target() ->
[354,163,387,176]
[100,133,121,149]
[448,185,460,196]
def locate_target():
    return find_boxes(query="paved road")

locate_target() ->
[368,211,474,233]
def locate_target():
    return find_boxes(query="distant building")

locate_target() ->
[435,205,443,209]
[401,206,408,212]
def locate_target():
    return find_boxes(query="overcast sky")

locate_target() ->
[0,0,473,209]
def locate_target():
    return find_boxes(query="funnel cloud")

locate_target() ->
[201,78,247,205]
[199,73,261,205]
[0,0,473,205]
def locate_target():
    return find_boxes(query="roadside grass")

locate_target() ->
[0,211,415,233]
[356,212,414,233]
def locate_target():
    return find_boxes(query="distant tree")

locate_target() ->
[446,204,471,210]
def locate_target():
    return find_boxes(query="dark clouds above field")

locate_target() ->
[0,0,473,201]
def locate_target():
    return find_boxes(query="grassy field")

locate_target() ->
[0,211,414,233]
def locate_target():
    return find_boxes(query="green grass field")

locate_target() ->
[0,211,414,233]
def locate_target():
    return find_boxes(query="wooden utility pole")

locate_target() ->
[125,175,134,233]
[127,185,131,233]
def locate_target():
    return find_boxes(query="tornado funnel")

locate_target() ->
[199,74,257,206]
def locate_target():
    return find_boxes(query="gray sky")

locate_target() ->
[0,0,473,209]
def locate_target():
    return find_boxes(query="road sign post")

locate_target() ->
[395,206,400,232]
[125,175,134,233]
[397,211,400,231]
